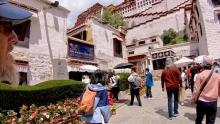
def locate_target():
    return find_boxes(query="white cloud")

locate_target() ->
[50,0,123,28]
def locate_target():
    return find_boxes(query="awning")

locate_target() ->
[16,65,28,72]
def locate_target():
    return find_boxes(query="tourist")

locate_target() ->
[145,68,154,98]
[110,70,120,102]
[161,58,182,120]
[128,68,142,106]
[190,63,198,93]
[185,65,191,89]
[192,56,220,124]
[0,0,32,85]
[179,68,186,105]
[81,70,110,124]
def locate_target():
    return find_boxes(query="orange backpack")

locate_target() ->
[79,88,97,114]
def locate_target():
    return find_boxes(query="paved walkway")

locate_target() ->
[109,81,220,124]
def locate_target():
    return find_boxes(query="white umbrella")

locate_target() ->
[174,57,193,67]
[80,65,99,72]
[194,55,207,64]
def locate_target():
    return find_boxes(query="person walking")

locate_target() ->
[128,68,142,106]
[192,56,220,124]
[80,70,110,124]
[110,71,120,102]
[179,68,186,105]
[145,68,154,98]
[0,0,32,85]
[161,58,182,120]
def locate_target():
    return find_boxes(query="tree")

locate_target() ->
[99,9,127,29]
[160,28,177,45]
[160,28,187,45]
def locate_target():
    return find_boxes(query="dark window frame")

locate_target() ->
[212,0,220,6]
[113,38,123,58]
[14,20,31,48]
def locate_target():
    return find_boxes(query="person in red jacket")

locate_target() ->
[161,58,182,120]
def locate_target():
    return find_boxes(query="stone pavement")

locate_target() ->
[109,81,220,124]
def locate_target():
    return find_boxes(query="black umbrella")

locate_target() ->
[114,63,134,69]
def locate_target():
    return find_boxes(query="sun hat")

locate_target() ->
[0,0,32,24]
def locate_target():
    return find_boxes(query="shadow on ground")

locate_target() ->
[183,99,196,108]
[184,112,196,121]
[155,109,169,119]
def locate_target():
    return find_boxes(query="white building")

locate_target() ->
[67,18,127,79]
[10,0,70,85]
[188,0,220,60]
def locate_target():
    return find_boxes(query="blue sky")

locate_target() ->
[51,0,123,28]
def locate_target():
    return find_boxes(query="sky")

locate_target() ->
[50,0,124,28]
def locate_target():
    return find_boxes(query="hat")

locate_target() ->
[0,0,32,24]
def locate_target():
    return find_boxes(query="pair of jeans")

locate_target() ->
[130,88,142,106]
[146,86,152,97]
[167,90,179,117]
[196,100,217,124]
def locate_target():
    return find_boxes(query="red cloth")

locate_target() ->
[108,91,114,105]
[161,66,182,91]
[186,68,190,77]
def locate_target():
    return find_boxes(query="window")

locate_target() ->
[199,24,203,36]
[113,38,123,58]
[212,0,220,6]
[129,51,134,55]
[218,13,220,21]
[14,20,31,48]
[73,31,87,41]
[151,38,156,42]
[139,41,145,45]
[195,6,200,18]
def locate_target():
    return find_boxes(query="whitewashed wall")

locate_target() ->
[197,0,220,59]
[12,0,69,85]
[126,9,185,45]
[90,19,128,70]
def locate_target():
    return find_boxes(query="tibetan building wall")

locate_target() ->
[11,0,69,85]
[90,19,128,70]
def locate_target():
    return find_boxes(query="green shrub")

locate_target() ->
[118,73,130,91]
[0,80,86,112]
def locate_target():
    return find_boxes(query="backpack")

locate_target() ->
[128,74,141,89]
[78,87,96,114]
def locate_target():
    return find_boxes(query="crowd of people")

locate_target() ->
[161,56,220,124]
[1,1,220,124]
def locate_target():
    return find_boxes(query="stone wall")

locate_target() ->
[126,9,185,45]
[197,0,220,59]
[90,19,128,70]
[12,0,69,85]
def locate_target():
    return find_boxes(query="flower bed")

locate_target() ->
[0,98,84,124]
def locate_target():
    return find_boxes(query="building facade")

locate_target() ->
[188,0,220,60]
[10,0,70,85]
[67,18,127,80]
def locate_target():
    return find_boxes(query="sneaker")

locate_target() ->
[173,113,179,117]
[168,117,172,120]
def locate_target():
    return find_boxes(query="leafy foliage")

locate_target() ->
[0,80,86,113]
[118,73,130,91]
[99,9,127,29]
[160,28,187,45]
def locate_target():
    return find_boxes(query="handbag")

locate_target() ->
[195,70,213,104]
